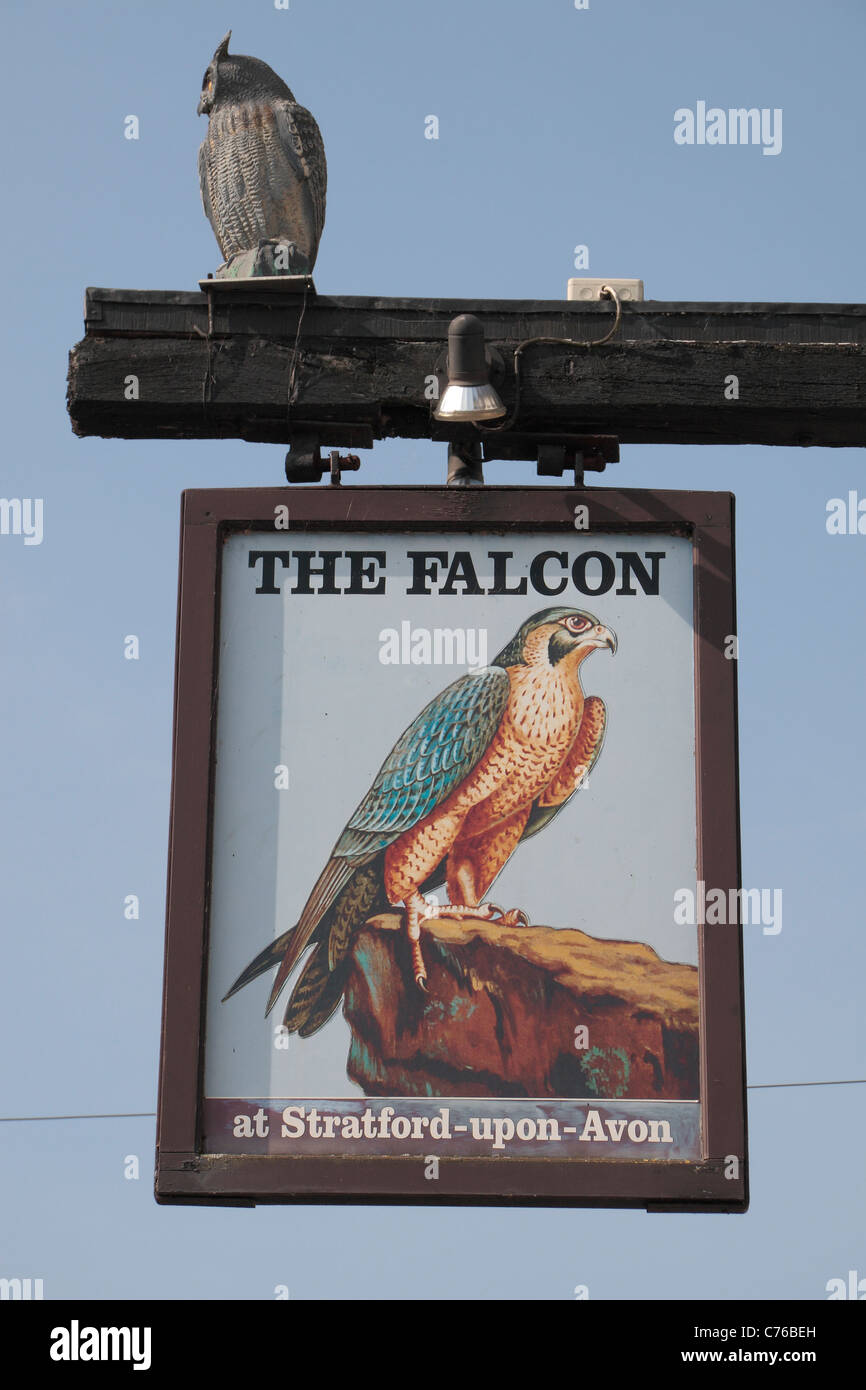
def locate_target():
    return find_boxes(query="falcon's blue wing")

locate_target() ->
[338,664,510,853]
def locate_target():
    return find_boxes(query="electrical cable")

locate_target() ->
[1,1077,863,1123]
[483,283,623,433]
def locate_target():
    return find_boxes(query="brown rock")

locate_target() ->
[344,913,699,1100]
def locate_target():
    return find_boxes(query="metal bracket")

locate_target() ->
[285,428,615,486]
[535,435,618,487]
[475,432,619,487]
[446,441,484,487]
[198,273,316,296]
[327,450,361,486]
[285,428,371,483]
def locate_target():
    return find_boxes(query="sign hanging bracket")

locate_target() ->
[285,428,370,483]
[478,432,619,487]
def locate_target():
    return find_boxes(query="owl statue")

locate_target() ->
[197,31,326,278]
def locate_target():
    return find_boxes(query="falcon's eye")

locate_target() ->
[564,615,591,635]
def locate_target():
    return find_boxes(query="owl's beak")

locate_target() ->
[197,93,208,116]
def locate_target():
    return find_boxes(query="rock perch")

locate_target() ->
[344,914,699,1100]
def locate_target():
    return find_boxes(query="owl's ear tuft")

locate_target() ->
[214,31,231,62]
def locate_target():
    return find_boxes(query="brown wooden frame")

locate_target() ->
[156,486,746,1210]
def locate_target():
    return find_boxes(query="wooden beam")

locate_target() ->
[67,288,866,448]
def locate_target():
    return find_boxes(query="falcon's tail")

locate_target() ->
[221,856,443,1032]
[221,926,298,1003]
[282,943,347,1037]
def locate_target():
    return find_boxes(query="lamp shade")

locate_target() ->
[434,314,506,422]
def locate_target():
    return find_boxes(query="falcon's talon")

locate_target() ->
[409,931,428,992]
[486,905,531,928]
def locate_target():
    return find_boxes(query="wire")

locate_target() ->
[0,1077,863,1123]
[483,283,623,434]
[286,279,310,425]
[747,1078,865,1090]
[0,1111,156,1123]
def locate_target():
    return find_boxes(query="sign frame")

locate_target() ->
[156,485,747,1210]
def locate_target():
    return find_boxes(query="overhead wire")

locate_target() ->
[1,1077,863,1123]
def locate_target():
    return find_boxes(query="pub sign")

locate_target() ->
[156,486,747,1210]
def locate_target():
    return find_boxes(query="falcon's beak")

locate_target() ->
[584,624,617,654]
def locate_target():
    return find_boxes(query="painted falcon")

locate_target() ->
[223,606,616,1035]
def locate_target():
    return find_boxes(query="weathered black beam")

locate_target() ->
[68,288,866,448]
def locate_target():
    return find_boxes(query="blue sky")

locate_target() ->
[1,0,863,1299]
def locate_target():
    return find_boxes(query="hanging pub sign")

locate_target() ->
[156,486,747,1210]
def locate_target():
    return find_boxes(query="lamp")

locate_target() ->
[434,314,506,422]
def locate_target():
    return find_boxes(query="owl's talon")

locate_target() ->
[415,974,428,992]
